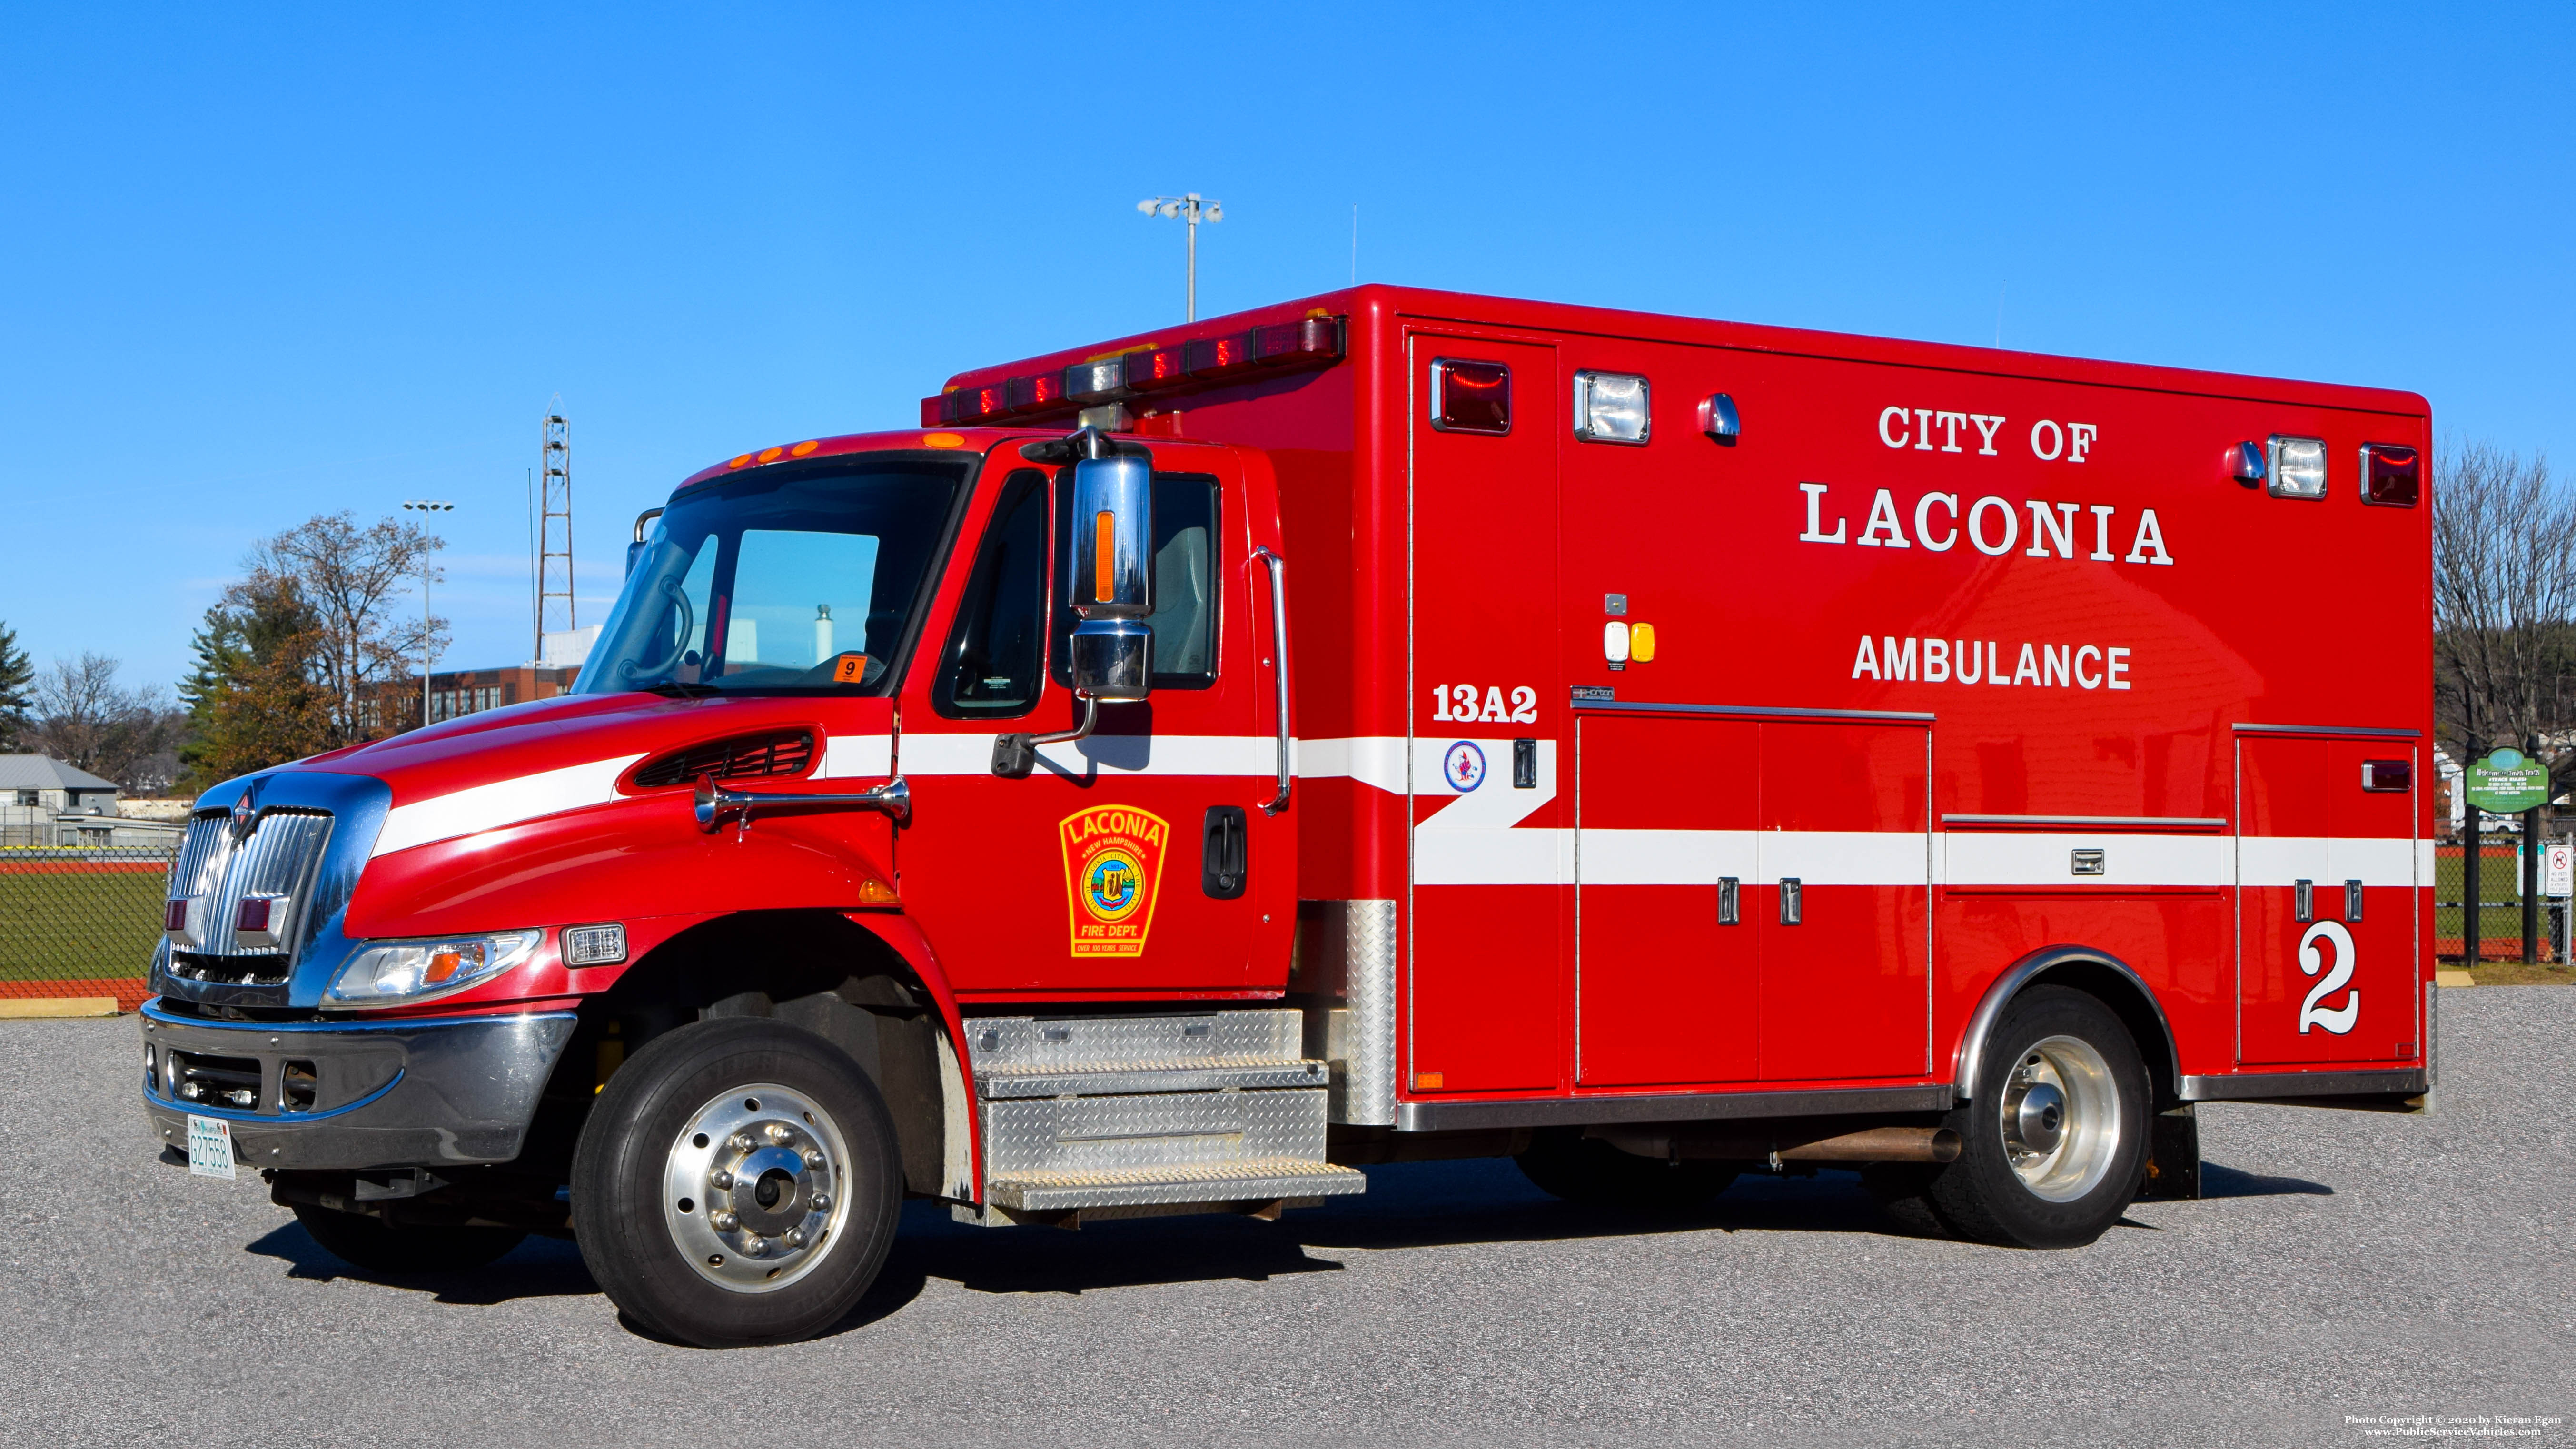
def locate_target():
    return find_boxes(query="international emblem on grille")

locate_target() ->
[228,776,265,843]
[1058,804,1169,958]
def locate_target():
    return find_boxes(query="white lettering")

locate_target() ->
[1856,489,1911,547]
[2088,504,2117,561]
[2069,423,2097,463]
[1882,636,1917,682]
[1799,482,1848,544]
[2075,645,2102,688]
[2043,644,2071,688]
[1923,638,1952,683]
[1968,413,2005,455]
[2108,646,2131,689]
[2031,419,2064,461]
[1913,408,1936,451]
[1877,406,1910,449]
[2125,508,2173,565]
[1480,686,1508,723]
[1914,493,1959,552]
[1956,639,1984,684]
[2011,643,2040,687]
[2024,500,2078,559]
[1935,411,1968,453]
[1851,636,1881,680]
[1986,641,2011,687]
[1968,496,2018,556]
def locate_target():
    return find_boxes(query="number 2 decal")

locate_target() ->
[2296,920,2359,1035]
[1430,683,1538,724]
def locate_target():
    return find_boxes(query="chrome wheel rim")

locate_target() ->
[1998,1034,2120,1203]
[662,1082,854,1293]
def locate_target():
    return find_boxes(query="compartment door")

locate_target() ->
[1575,713,1759,1087]
[2237,735,2420,1065]
[1753,719,1932,1082]
[1407,336,1565,1095]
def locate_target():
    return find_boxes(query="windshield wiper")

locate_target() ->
[641,680,722,698]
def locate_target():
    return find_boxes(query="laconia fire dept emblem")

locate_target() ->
[1058,805,1169,958]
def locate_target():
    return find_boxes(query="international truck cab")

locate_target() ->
[142,286,2434,1346]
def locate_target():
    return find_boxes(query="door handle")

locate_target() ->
[1252,546,1291,815]
[1202,806,1248,899]
[2345,879,2363,921]
[2294,879,2313,923]
[1718,876,1740,926]
[1779,877,1802,926]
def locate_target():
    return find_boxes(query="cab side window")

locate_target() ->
[1051,472,1219,690]
[934,470,1050,717]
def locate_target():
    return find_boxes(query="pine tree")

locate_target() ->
[0,620,30,751]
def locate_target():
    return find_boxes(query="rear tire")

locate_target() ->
[1923,985,2149,1249]
[1514,1128,1738,1210]
[571,1017,903,1348]
[1858,1164,1950,1237]
[291,1203,524,1274]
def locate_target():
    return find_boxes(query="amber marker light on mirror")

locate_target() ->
[1095,512,1117,601]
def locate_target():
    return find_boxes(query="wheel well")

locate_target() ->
[1963,949,2182,1111]
[529,910,956,1198]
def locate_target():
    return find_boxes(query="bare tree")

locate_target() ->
[243,512,446,748]
[23,653,186,787]
[2432,441,2576,783]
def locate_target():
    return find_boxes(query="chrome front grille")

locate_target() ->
[166,809,336,985]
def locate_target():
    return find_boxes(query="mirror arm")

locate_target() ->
[991,695,1099,779]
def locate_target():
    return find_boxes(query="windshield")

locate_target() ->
[575,455,971,696]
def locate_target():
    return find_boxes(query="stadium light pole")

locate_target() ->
[403,500,454,728]
[1137,193,1223,321]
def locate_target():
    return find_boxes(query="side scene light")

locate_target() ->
[1573,370,1651,445]
[2266,435,2328,500]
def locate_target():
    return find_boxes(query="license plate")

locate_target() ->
[187,1114,236,1179]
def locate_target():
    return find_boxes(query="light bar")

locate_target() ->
[919,316,1346,428]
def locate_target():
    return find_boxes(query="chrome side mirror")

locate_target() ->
[1067,444,1152,701]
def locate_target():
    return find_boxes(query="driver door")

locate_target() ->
[895,440,1293,996]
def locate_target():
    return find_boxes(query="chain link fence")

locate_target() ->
[0,846,174,1011]
[2435,840,2563,963]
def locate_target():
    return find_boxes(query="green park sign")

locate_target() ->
[2466,747,2550,814]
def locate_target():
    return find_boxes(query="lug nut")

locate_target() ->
[741,1235,766,1256]
[710,1211,738,1231]
[709,1170,734,1190]
[802,1150,825,1169]
[763,1123,792,1145]
[783,1228,806,1249]
[728,1132,753,1152]
[810,1192,831,1211]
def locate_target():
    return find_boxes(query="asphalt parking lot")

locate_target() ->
[4,990,2568,1449]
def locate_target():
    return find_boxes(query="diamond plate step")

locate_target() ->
[965,1009,1324,1099]
[986,1157,1367,1212]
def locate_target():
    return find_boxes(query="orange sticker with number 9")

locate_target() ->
[831,653,870,684]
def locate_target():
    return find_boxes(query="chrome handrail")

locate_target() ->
[1252,546,1290,814]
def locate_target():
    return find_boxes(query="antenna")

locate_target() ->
[538,402,575,659]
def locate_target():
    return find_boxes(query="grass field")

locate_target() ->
[0,866,167,981]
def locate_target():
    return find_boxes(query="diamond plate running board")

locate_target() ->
[986,1157,1367,1212]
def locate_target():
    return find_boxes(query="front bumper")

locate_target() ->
[139,1001,577,1171]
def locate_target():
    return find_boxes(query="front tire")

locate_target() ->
[571,1017,903,1347]
[1924,985,2149,1249]
[291,1204,524,1274]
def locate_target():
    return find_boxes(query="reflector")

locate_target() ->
[2361,443,2420,507]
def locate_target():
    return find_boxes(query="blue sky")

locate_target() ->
[2,4,2568,692]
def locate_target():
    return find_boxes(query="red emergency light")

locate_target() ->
[920,315,1345,428]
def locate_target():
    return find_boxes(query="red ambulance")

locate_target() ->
[139,285,2433,1346]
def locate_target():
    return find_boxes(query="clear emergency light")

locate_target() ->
[2266,435,2328,499]
[924,315,1344,427]
[1572,370,1651,445]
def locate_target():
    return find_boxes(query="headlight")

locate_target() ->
[324,929,543,1007]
